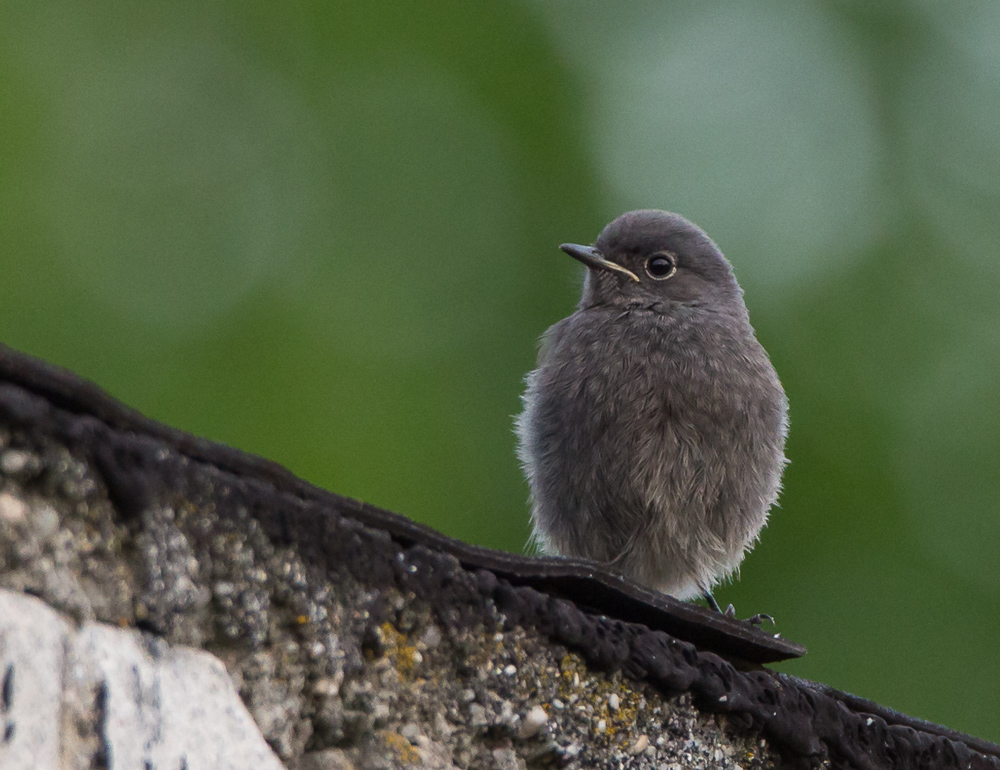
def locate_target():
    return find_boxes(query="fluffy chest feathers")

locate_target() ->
[533,304,776,449]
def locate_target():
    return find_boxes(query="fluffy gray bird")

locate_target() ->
[516,210,788,607]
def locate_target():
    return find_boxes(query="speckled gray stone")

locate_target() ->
[0,407,785,769]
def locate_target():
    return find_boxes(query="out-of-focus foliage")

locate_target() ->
[2,0,999,740]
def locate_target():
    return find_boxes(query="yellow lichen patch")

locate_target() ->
[606,691,644,749]
[379,622,422,679]
[380,731,420,764]
[553,656,648,749]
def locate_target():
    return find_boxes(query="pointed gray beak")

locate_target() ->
[559,243,640,282]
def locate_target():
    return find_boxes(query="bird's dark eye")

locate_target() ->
[645,252,676,280]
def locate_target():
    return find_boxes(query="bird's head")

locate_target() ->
[564,210,744,315]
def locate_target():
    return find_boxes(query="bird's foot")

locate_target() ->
[702,593,775,626]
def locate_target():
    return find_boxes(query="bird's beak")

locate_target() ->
[560,243,640,282]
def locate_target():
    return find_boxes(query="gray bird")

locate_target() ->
[516,210,788,607]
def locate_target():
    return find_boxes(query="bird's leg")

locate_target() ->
[702,592,735,616]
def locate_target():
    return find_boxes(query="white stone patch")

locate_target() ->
[0,590,282,770]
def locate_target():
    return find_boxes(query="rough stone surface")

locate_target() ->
[0,430,782,769]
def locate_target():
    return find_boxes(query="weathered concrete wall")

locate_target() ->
[0,429,778,769]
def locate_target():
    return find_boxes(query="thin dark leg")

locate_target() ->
[703,592,722,613]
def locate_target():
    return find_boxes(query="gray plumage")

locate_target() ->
[516,210,788,601]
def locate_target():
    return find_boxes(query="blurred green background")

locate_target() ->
[3,0,999,741]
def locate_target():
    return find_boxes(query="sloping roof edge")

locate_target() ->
[1,342,996,769]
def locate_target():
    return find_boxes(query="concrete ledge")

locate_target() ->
[0,343,997,770]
